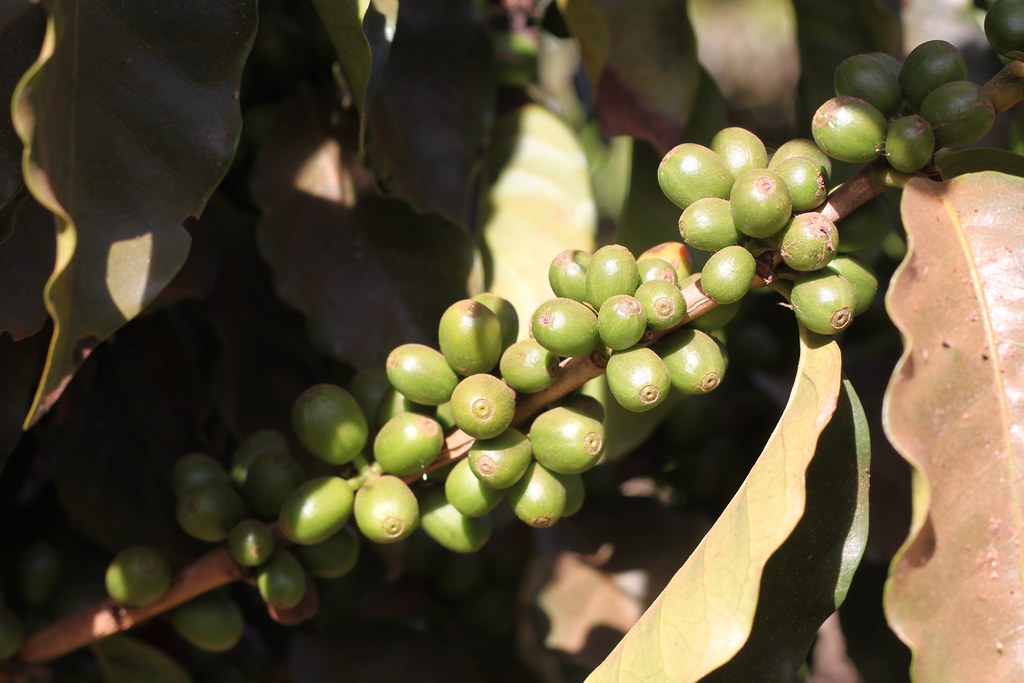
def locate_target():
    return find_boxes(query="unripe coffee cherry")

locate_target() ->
[256,549,306,610]
[730,169,792,238]
[598,294,648,351]
[530,406,605,474]
[635,279,686,331]
[687,298,741,332]
[834,53,903,117]
[899,39,967,111]
[560,393,605,422]
[532,297,599,358]
[548,249,591,302]
[812,96,887,163]
[174,453,229,498]
[780,212,839,272]
[791,271,856,335]
[710,127,769,180]
[472,292,519,351]
[678,197,741,251]
[17,541,60,608]
[0,609,22,660]
[637,257,679,285]
[177,484,247,542]
[450,374,516,440]
[445,458,506,517]
[826,255,878,315]
[354,475,419,544]
[293,526,360,578]
[228,519,276,567]
[279,476,355,545]
[586,244,641,309]
[385,344,459,406]
[231,429,288,489]
[836,195,891,253]
[657,329,728,394]
[700,246,756,305]
[500,339,559,394]
[349,367,392,426]
[373,412,443,476]
[885,115,935,172]
[438,299,503,375]
[771,156,828,212]
[508,461,570,527]
[606,347,672,413]
[658,143,734,209]
[468,428,533,489]
[105,545,172,607]
[420,489,492,554]
[919,81,995,148]
[169,593,244,653]
[375,388,433,428]
[242,451,304,519]
[986,0,1024,58]
[292,384,368,465]
[769,138,832,180]
[638,242,693,282]
[562,473,585,517]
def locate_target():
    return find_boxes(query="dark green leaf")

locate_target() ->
[936,147,1024,179]
[11,0,257,426]
[93,636,191,683]
[616,140,685,256]
[0,197,52,340]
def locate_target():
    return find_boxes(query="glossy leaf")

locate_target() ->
[93,636,191,683]
[558,0,699,154]
[883,173,1024,682]
[0,197,53,341]
[253,90,475,368]
[479,104,597,340]
[936,148,1024,180]
[11,0,256,427]
[589,327,852,681]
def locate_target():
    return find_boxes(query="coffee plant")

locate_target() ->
[0,0,1022,681]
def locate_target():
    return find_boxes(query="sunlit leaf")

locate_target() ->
[936,148,1024,180]
[883,173,1024,682]
[93,636,192,683]
[11,0,256,427]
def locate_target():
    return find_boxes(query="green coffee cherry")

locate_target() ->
[586,245,641,309]
[919,80,995,148]
[0,609,22,660]
[770,138,832,180]
[169,593,244,653]
[710,127,769,180]
[657,329,728,394]
[472,293,520,351]
[700,246,756,305]
[530,406,605,474]
[634,280,686,331]
[279,476,355,545]
[354,475,420,544]
[438,299,503,376]
[836,195,891,253]
[385,343,459,406]
[532,297,599,358]
[177,484,247,542]
[256,549,306,610]
[435,401,455,430]
[548,249,591,302]
[373,412,444,476]
[508,461,570,528]
[606,347,672,413]
[812,96,887,163]
[292,384,368,465]
[885,115,935,172]
[468,428,533,489]
[730,169,793,238]
[678,198,741,252]
[231,429,288,490]
[348,367,392,426]
[771,156,828,212]
[791,271,856,335]
[17,541,60,608]
[598,295,648,351]
[687,299,740,332]
[450,374,516,440]
[867,51,902,78]
[375,388,434,428]
[228,519,276,567]
[500,339,559,394]
[420,489,492,554]
[637,257,679,285]
[562,474,585,517]
[293,526,360,578]
[657,143,734,209]
[780,212,839,272]
[834,53,903,117]
[826,255,878,315]
[445,458,506,517]
[174,453,229,498]
[105,546,172,607]
[638,242,693,282]
[986,0,1024,58]
[242,451,304,519]
[560,393,605,422]
[899,39,967,111]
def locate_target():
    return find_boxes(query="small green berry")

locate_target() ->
[472,292,520,351]
[293,526,360,578]
[986,0,1024,59]
[559,393,605,422]
[678,198,741,251]
[174,453,229,499]
[445,458,506,517]
[177,484,247,542]
[687,299,741,332]
[375,388,434,428]
[256,549,306,610]
[291,384,368,465]
[836,195,891,253]
[507,462,570,528]
[531,297,599,358]
[700,246,756,305]
[548,249,591,302]
[636,257,679,286]
[710,127,769,180]
[348,368,392,426]
[105,546,172,607]
[780,212,839,272]
[530,406,605,474]
[634,280,686,331]
[834,53,903,117]
[919,80,995,148]
[279,476,355,546]
[812,96,887,163]
[169,593,244,653]
[450,374,516,440]
[373,412,444,477]
[899,39,967,111]
[826,255,878,315]
[597,294,648,351]
[606,347,672,413]
[385,344,460,406]
[638,242,693,282]
[657,329,728,394]
[499,339,559,394]
[468,428,533,489]
[586,245,641,310]
[354,475,420,544]
[438,299,503,375]
[791,271,856,335]
[730,169,793,238]
[242,451,304,519]
[231,429,288,490]
[562,473,585,517]
[658,143,734,209]
[771,156,829,212]
[885,115,935,172]
[228,519,276,567]
[770,139,832,180]
[420,489,492,554]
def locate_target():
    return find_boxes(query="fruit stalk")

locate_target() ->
[981,58,1024,113]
